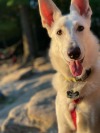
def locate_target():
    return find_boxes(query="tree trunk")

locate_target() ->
[19,5,37,64]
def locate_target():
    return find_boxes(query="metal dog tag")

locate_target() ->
[67,90,80,99]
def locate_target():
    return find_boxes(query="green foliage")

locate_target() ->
[0,0,30,41]
[7,0,29,6]
[54,0,70,14]
[0,6,21,43]
[90,0,100,38]
[0,0,29,7]
[7,0,14,6]
[0,18,20,40]
[90,0,100,9]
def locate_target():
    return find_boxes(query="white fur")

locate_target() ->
[38,0,100,132]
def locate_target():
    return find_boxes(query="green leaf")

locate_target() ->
[7,0,14,6]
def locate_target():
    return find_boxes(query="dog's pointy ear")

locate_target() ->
[70,0,92,17]
[38,0,62,35]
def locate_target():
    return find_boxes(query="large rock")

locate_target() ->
[1,83,57,133]
[27,88,57,132]
[1,104,40,133]
[0,57,57,133]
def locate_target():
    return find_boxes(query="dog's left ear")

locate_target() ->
[70,0,92,18]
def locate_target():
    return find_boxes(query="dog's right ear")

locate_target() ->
[38,0,62,36]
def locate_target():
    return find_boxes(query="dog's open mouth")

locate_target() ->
[68,58,84,77]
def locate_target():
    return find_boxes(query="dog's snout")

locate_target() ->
[68,47,81,60]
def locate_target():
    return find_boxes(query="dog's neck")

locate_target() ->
[64,68,92,83]
[63,68,92,100]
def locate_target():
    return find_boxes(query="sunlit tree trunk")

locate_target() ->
[19,5,37,64]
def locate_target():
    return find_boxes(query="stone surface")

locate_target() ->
[1,88,57,133]
[34,57,53,72]
[1,104,40,133]
[27,88,57,132]
[0,57,57,133]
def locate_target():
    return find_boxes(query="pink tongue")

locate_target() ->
[69,60,83,77]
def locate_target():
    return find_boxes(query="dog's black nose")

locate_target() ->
[68,47,81,60]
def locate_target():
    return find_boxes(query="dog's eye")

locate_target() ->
[77,26,84,32]
[57,29,63,35]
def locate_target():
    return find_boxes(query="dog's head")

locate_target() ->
[38,0,99,78]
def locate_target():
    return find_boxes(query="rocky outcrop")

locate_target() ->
[27,87,57,132]
[0,57,57,133]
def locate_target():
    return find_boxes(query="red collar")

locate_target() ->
[73,97,83,104]
[70,97,83,129]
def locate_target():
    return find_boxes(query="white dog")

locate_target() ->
[38,0,100,132]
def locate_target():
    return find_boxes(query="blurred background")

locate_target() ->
[0,0,100,133]
[0,0,100,69]
[0,0,100,66]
